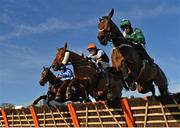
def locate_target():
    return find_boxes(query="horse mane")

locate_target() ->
[110,20,122,36]
[67,49,97,69]
[109,20,129,47]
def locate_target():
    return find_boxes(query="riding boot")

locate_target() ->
[141,48,154,63]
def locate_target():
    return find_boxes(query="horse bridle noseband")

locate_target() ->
[98,19,113,42]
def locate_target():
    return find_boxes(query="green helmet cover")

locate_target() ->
[120,19,131,28]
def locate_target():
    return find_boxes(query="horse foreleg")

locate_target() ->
[32,95,47,105]
[153,66,169,96]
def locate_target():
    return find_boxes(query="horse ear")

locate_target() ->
[43,66,45,70]
[108,8,114,18]
[48,66,51,70]
[57,47,60,51]
[64,42,68,50]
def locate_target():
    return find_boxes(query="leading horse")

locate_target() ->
[51,43,127,101]
[97,9,169,96]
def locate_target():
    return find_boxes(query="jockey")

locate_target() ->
[56,65,74,102]
[87,43,110,73]
[120,19,154,63]
[56,65,73,80]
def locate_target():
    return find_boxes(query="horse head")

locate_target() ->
[51,42,96,76]
[97,9,124,47]
[51,42,69,71]
[97,8,114,46]
[39,66,54,86]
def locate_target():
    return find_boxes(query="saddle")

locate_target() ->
[133,43,154,64]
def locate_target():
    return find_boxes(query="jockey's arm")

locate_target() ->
[130,28,145,45]
[57,69,73,79]
[96,56,102,61]
[96,50,104,60]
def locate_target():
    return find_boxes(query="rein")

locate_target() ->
[62,51,87,64]
[113,44,133,50]
[47,71,62,86]
[63,51,96,69]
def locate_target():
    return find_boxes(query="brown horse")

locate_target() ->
[37,66,70,102]
[51,43,127,101]
[40,66,87,102]
[97,9,169,96]
[33,66,63,104]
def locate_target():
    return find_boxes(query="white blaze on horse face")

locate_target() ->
[62,52,70,65]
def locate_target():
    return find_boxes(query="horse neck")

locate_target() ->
[68,51,96,77]
[110,21,126,47]
[48,71,61,85]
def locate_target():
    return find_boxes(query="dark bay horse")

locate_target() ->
[97,9,169,96]
[33,66,65,105]
[51,43,127,101]
[37,66,86,104]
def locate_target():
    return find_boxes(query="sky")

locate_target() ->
[0,0,180,106]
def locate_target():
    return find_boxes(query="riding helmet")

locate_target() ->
[120,19,131,29]
[87,43,97,50]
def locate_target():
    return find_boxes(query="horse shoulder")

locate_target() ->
[112,49,124,68]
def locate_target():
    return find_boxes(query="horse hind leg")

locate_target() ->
[153,66,169,96]
[137,81,155,96]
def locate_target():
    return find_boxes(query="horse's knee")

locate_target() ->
[137,85,144,93]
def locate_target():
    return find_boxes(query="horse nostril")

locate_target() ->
[39,80,45,86]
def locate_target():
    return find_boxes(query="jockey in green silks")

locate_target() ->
[120,19,154,63]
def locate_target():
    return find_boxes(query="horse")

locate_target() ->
[33,66,74,106]
[51,43,127,102]
[33,66,63,105]
[97,9,169,96]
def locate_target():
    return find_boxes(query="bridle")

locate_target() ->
[40,67,53,85]
[98,18,113,42]
[60,50,94,70]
